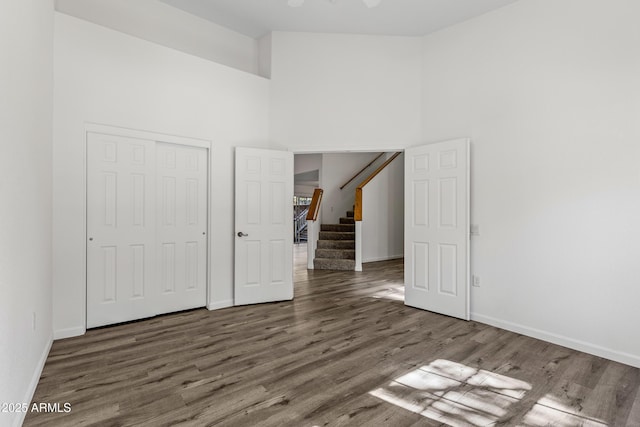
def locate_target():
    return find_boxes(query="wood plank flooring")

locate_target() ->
[25,246,640,426]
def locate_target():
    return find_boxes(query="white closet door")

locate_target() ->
[87,133,158,328]
[87,134,208,328]
[156,143,208,314]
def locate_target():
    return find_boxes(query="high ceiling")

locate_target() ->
[159,0,519,39]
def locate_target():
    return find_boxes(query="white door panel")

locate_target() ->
[87,133,208,328]
[404,139,470,320]
[156,143,208,314]
[87,133,157,328]
[235,147,293,305]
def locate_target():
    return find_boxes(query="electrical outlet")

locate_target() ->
[472,275,481,287]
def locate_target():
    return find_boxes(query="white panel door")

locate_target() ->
[235,147,293,305]
[404,139,470,320]
[156,143,208,314]
[87,133,157,328]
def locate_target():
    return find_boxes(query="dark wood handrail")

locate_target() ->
[354,152,402,221]
[306,188,323,221]
[339,153,385,190]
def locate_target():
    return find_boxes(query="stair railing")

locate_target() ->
[353,152,402,271]
[339,153,385,190]
[306,188,323,269]
[294,208,309,243]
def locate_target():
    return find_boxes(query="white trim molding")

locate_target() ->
[207,299,234,311]
[471,313,640,369]
[85,123,211,148]
[14,335,53,427]
[54,326,86,340]
[362,254,404,263]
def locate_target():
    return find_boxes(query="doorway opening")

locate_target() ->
[291,139,470,321]
[294,151,404,272]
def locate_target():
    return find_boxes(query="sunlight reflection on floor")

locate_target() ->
[371,282,404,301]
[369,359,609,426]
[522,394,609,427]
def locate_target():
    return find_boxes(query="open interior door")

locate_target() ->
[404,139,470,320]
[234,147,294,305]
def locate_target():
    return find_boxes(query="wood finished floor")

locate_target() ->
[26,246,640,426]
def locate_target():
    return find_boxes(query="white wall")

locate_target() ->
[361,153,404,263]
[268,1,640,367]
[295,153,322,175]
[45,0,640,386]
[294,154,322,197]
[53,13,270,338]
[55,0,259,75]
[0,1,54,426]
[270,32,422,151]
[320,152,381,224]
[268,31,416,264]
[258,33,272,79]
[421,0,640,367]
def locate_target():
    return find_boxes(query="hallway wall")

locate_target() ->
[0,1,54,426]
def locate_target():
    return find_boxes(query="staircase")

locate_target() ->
[313,209,356,271]
[297,227,307,242]
[294,206,309,243]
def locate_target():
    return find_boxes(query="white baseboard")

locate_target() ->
[53,326,86,340]
[471,313,640,369]
[363,254,404,263]
[14,335,53,427]
[207,299,233,311]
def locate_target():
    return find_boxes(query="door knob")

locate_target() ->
[237,232,248,237]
